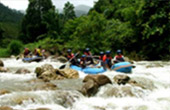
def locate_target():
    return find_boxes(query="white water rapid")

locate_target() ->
[0,58,170,110]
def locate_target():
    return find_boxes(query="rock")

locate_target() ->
[15,68,31,74]
[114,75,155,90]
[0,67,10,72]
[33,82,58,91]
[57,68,79,79]
[146,63,164,68]
[35,64,56,78]
[0,89,10,95]
[81,75,112,96]
[129,77,156,90]
[97,84,144,98]
[34,108,51,110]
[113,74,130,85]
[56,56,68,63]
[38,70,58,81]
[0,106,13,110]
[0,60,4,67]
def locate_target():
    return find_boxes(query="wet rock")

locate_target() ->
[56,56,68,63]
[129,77,156,90]
[33,108,51,110]
[113,74,155,90]
[113,74,130,85]
[15,68,31,74]
[35,64,79,81]
[0,60,4,67]
[0,106,13,110]
[81,75,112,96]
[146,63,164,68]
[0,89,10,95]
[0,67,10,72]
[57,68,79,79]
[33,82,58,90]
[97,84,144,98]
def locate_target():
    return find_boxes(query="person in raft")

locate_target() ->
[34,46,43,57]
[103,50,113,70]
[23,47,31,58]
[113,49,125,63]
[66,49,79,66]
[84,48,94,65]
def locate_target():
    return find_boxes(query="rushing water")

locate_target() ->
[0,58,170,110]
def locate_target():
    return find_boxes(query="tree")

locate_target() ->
[19,0,56,43]
[63,2,76,21]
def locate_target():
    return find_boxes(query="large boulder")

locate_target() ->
[81,75,112,96]
[113,74,130,85]
[57,68,79,79]
[35,64,79,81]
[0,60,4,67]
[15,68,31,74]
[0,67,10,73]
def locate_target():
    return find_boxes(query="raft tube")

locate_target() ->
[22,57,43,62]
[111,62,133,73]
[70,65,106,74]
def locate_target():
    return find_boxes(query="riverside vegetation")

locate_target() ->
[0,0,170,60]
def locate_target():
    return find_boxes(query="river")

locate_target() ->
[0,58,170,110]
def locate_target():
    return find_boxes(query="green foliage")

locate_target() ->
[19,0,56,43]
[63,2,76,21]
[0,48,10,57]
[8,40,23,55]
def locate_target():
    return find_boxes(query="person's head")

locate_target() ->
[67,49,72,53]
[106,50,111,56]
[117,49,122,55]
[85,48,90,52]
[81,55,86,60]
[100,51,104,56]
[24,48,28,51]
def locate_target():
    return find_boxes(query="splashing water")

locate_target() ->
[0,58,170,110]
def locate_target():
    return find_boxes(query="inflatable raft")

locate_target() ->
[70,65,106,74]
[22,56,43,63]
[111,62,133,73]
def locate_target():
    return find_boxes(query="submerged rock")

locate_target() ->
[15,68,31,74]
[113,74,156,90]
[0,60,4,67]
[0,89,10,95]
[0,67,10,72]
[81,75,112,96]
[0,106,13,110]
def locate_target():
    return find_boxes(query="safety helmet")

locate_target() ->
[85,48,90,51]
[100,51,104,55]
[67,49,71,53]
[117,49,122,54]
[106,50,111,54]
[82,55,86,58]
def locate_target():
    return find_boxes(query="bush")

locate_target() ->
[8,40,23,55]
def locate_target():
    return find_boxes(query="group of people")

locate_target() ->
[66,48,125,70]
[23,46,45,58]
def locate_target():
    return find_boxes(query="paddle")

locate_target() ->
[59,52,79,69]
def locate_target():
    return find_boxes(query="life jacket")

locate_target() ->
[102,55,112,62]
[84,52,91,56]
[36,48,42,57]
[67,53,74,60]
[115,55,124,62]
